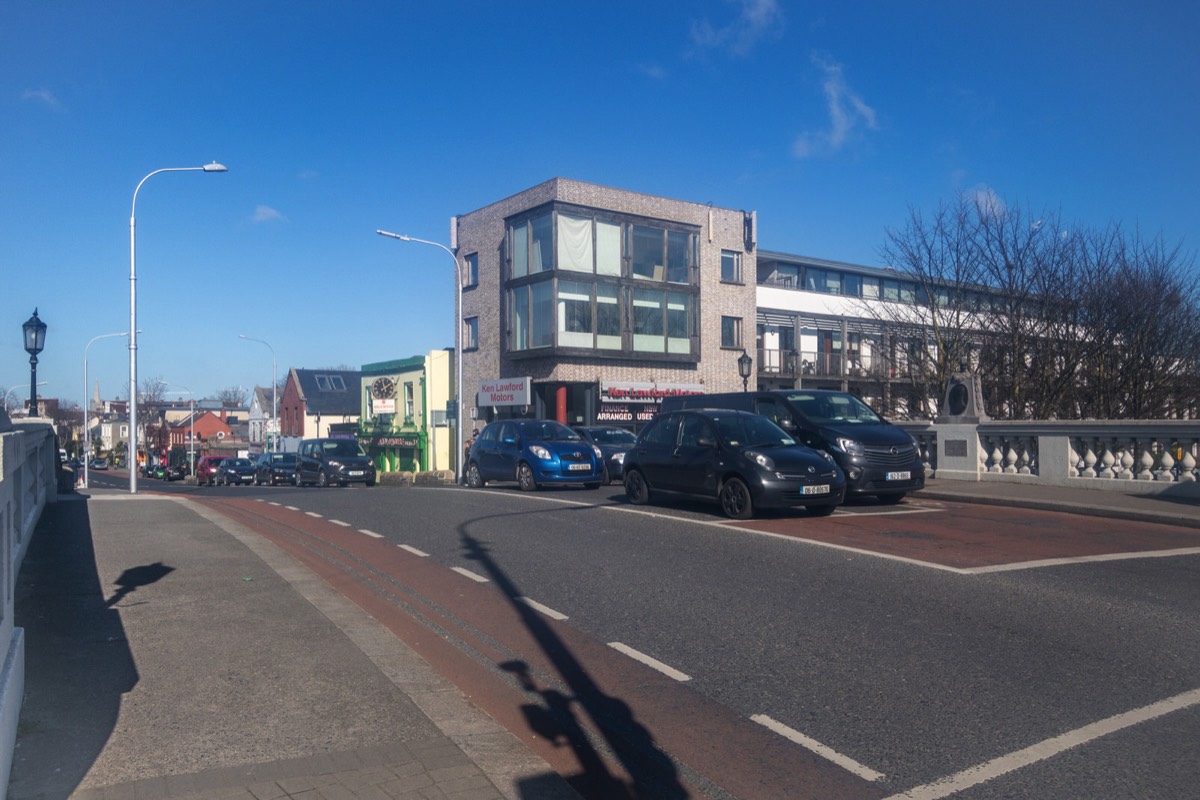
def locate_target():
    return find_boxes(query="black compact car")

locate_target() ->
[164,463,186,481]
[216,457,257,486]
[658,389,923,503]
[295,438,376,487]
[254,452,298,486]
[573,426,638,483]
[623,408,846,519]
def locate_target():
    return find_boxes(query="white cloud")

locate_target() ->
[691,0,783,56]
[22,88,62,109]
[967,184,1006,218]
[638,63,668,81]
[792,54,878,159]
[252,205,285,223]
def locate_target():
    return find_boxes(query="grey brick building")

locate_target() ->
[454,178,758,429]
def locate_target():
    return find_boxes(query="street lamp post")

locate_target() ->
[239,335,277,453]
[3,383,46,416]
[738,349,753,392]
[129,162,227,494]
[376,229,463,483]
[83,331,128,488]
[22,309,47,416]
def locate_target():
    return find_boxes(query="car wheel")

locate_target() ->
[719,477,754,520]
[466,462,484,488]
[516,462,538,491]
[293,472,302,487]
[878,493,906,505]
[808,503,837,517]
[318,471,329,488]
[624,469,651,505]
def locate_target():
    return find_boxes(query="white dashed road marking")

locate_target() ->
[452,567,489,583]
[607,642,691,682]
[516,596,569,620]
[398,544,429,556]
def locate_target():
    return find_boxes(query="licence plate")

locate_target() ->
[348,470,364,477]
[886,471,911,481]
[568,463,591,471]
[803,484,830,495]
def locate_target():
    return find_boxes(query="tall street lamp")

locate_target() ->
[738,349,753,392]
[83,330,128,488]
[129,162,228,494]
[376,229,464,483]
[3,383,46,415]
[22,309,47,416]
[239,334,277,453]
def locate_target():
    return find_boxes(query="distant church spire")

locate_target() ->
[93,381,102,411]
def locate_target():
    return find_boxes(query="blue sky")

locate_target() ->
[3,1,1197,408]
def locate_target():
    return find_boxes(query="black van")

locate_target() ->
[658,390,923,503]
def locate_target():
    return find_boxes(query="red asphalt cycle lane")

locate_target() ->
[196,495,884,800]
[732,499,1200,570]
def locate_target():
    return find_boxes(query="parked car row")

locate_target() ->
[192,440,376,489]
[463,389,924,521]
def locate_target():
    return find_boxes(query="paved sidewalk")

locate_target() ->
[9,491,578,800]
[913,477,1200,529]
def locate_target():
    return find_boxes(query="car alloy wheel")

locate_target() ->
[466,462,484,488]
[719,477,754,520]
[516,462,538,491]
[318,471,329,488]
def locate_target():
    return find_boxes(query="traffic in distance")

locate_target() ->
[128,389,926,521]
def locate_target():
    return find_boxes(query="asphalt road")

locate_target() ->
[96,473,1200,799]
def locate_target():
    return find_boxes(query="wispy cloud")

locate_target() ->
[793,54,877,158]
[637,63,668,81]
[252,205,286,223]
[22,88,63,109]
[691,0,783,56]
[967,184,1006,218]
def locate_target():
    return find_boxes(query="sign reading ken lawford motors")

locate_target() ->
[477,377,531,407]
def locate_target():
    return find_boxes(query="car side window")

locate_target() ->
[755,398,794,428]
[498,422,518,443]
[679,415,711,448]
[642,414,681,447]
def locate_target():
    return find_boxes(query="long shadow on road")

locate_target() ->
[458,527,687,799]
[9,497,142,799]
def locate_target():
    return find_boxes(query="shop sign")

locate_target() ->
[599,381,705,404]
[478,376,531,406]
[376,436,419,448]
[372,398,396,415]
[596,403,658,423]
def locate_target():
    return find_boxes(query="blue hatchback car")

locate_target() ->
[465,419,604,491]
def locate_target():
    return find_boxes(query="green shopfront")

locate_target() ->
[358,357,429,473]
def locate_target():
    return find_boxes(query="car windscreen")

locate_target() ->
[228,459,254,467]
[270,453,296,464]
[785,392,883,425]
[517,421,580,441]
[323,440,366,457]
[712,414,796,448]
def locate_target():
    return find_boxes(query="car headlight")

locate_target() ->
[592,445,603,459]
[744,450,775,471]
[328,459,343,468]
[834,437,865,456]
[529,445,552,460]
[613,452,625,464]
[821,450,836,464]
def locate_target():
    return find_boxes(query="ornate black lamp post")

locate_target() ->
[738,349,753,393]
[22,308,47,417]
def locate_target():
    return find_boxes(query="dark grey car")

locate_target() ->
[623,409,846,519]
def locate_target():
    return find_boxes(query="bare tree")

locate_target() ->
[874,197,988,417]
[217,386,247,408]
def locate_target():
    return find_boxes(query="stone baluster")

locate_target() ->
[1156,447,1176,482]
[1069,440,1083,478]
[1097,442,1115,479]
[1082,441,1098,478]
[1136,440,1155,481]
[1178,446,1197,482]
